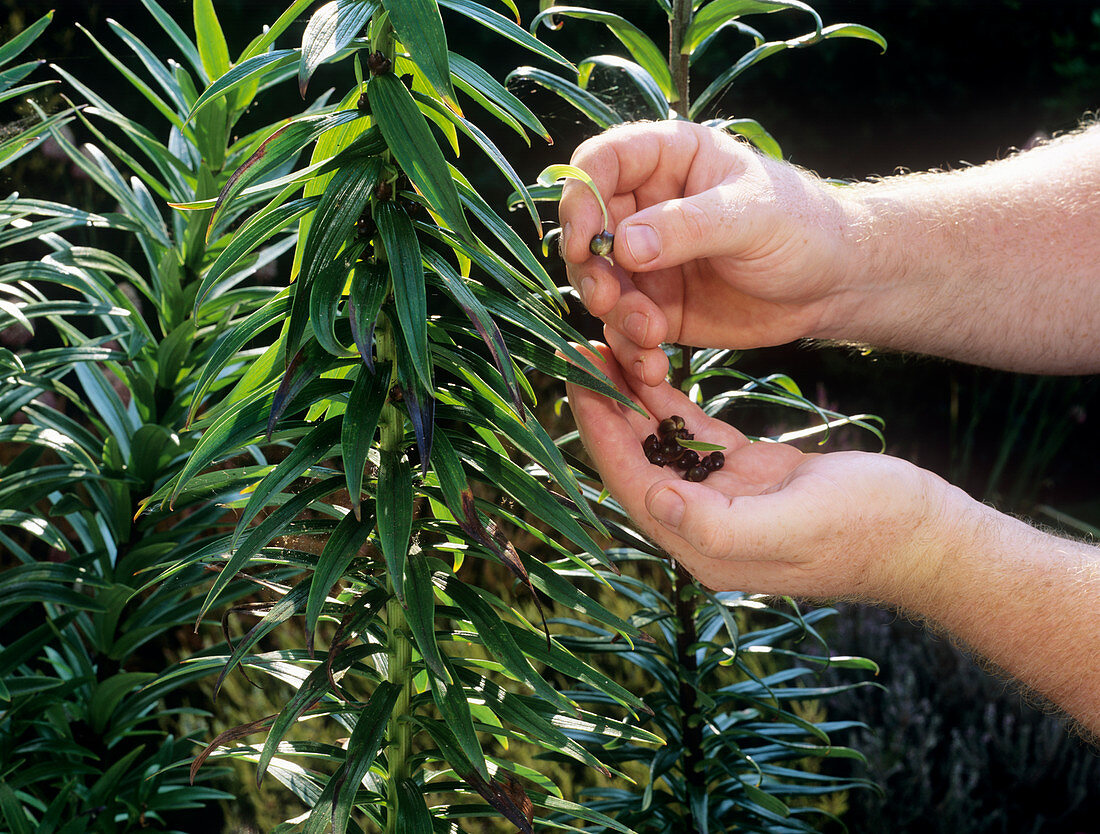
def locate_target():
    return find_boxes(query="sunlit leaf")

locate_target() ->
[368,72,472,241]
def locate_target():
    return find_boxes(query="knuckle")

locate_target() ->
[668,200,710,245]
[691,516,731,558]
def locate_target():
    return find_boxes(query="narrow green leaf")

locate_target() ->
[368,72,472,241]
[341,362,389,515]
[397,779,433,834]
[743,782,791,817]
[187,292,289,424]
[256,661,339,784]
[507,65,621,130]
[139,0,204,79]
[308,681,400,834]
[348,261,389,371]
[382,0,458,110]
[578,54,669,119]
[377,449,413,602]
[290,156,382,358]
[709,117,782,159]
[306,509,376,641]
[413,90,540,235]
[682,0,821,55]
[442,573,573,712]
[404,551,448,680]
[189,49,297,121]
[448,52,549,143]
[238,0,319,62]
[374,201,430,391]
[429,653,489,779]
[820,22,888,51]
[423,249,523,420]
[207,109,368,239]
[309,241,366,357]
[439,0,573,72]
[690,40,790,118]
[234,418,342,539]
[194,0,231,81]
[0,12,52,69]
[530,6,673,99]
[299,0,377,95]
[196,197,318,312]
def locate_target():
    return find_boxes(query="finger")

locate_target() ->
[645,479,802,562]
[612,186,750,273]
[603,324,669,388]
[565,257,621,316]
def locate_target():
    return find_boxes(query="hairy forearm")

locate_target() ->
[920,501,1100,736]
[827,125,1100,373]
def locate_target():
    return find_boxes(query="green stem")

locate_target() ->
[371,15,412,833]
[669,3,703,827]
[378,311,414,834]
[670,0,692,119]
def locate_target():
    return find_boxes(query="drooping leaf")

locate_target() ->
[393,333,435,477]
[341,361,389,517]
[299,0,378,95]
[377,448,413,602]
[348,260,389,372]
[288,155,382,359]
[439,0,573,72]
[448,52,549,143]
[374,200,430,391]
[305,508,376,645]
[368,72,472,241]
[307,681,400,834]
[422,248,524,420]
[577,54,669,119]
[309,240,366,357]
[530,6,673,100]
[681,0,821,56]
[506,65,622,130]
[189,49,298,121]
[395,778,434,834]
[404,551,448,680]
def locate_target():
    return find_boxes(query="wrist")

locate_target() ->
[875,474,984,617]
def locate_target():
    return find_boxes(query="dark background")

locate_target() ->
[4,1,1099,831]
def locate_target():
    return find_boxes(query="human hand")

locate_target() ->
[566,345,971,609]
[559,121,862,386]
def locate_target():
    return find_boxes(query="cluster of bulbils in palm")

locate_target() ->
[642,415,725,482]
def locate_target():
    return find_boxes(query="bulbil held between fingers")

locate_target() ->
[589,230,614,258]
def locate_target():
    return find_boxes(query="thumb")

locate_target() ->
[646,480,795,561]
[614,186,755,272]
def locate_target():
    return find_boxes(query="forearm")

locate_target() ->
[825,125,1100,373]
[917,500,1100,736]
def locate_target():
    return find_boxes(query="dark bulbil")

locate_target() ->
[589,230,614,258]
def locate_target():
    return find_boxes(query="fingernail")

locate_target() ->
[633,357,645,380]
[561,222,572,256]
[624,312,649,344]
[580,276,595,307]
[623,223,660,264]
[649,486,685,527]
